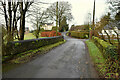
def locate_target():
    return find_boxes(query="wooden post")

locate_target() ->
[92,0,96,38]
[92,0,95,30]
[56,1,58,36]
[90,0,96,40]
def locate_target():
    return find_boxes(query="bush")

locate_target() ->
[92,36,118,60]
[40,28,45,32]
[52,26,57,31]
[105,46,118,60]
[32,30,40,38]
[41,31,61,37]
[92,36,120,75]
[69,31,89,39]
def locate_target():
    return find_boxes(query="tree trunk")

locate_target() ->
[114,30,119,42]
[12,8,17,37]
[56,2,58,36]
[19,2,24,40]
[104,29,112,44]
[36,21,39,39]
[100,31,105,41]
[8,1,13,41]
[19,13,25,40]
[113,30,120,54]
[118,43,120,54]
[19,1,33,40]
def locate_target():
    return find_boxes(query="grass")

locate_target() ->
[3,40,66,72]
[14,33,46,41]
[24,33,36,40]
[85,40,107,77]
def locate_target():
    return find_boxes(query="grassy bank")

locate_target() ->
[85,40,107,77]
[3,40,66,72]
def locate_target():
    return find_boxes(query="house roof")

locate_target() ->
[42,23,53,26]
[70,25,85,31]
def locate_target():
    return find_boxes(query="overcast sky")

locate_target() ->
[0,0,109,30]
[26,0,109,30]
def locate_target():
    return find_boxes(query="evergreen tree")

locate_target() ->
[59,16,68,32]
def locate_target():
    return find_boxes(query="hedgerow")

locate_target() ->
[3,36,64,62]
[41,31,61,37]
[69,31,89,39]
[92,36,118,60]
[92,36,120,77]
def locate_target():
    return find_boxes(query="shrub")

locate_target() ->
[92,36,118,60]
[92,36,120,75]
[41,32,50,37]
[52,26,57,31]
[105,46,118,60]
[41,31,61,37]
[69,31,89,39]
[40,28,45,32]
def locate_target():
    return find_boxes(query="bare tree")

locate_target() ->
[95,13,112,44]
[46,1,73,28]
[29,3,48,38]
[0,0,20,41]
[107,0,120,14]
[19,0,33,40]
[0,0,33,41]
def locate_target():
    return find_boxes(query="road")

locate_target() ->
[3,32,99,78]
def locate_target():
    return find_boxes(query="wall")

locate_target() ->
[4,36,64,56]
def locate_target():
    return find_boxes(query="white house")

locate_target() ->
[41,23,54,30]
[100,21,120,37]
[101,27,119,37]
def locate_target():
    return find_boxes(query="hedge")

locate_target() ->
[92,36,118,60]
[41,31,61,37]
[69,31,89,39]
[3,36,64,57]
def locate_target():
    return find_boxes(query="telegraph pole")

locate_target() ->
[88,13,91,40]
[92,0,96,30]
[90,0,96,39]
[56,1,58,35]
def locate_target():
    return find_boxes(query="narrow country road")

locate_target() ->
[3,32,99,78]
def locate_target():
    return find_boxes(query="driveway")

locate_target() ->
[3,32,99,78]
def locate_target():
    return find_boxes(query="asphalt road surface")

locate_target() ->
[3,32,99,78]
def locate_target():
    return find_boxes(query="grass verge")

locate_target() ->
[14,33,46,41]
[85,40,107,77]
[3,40,66,72]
